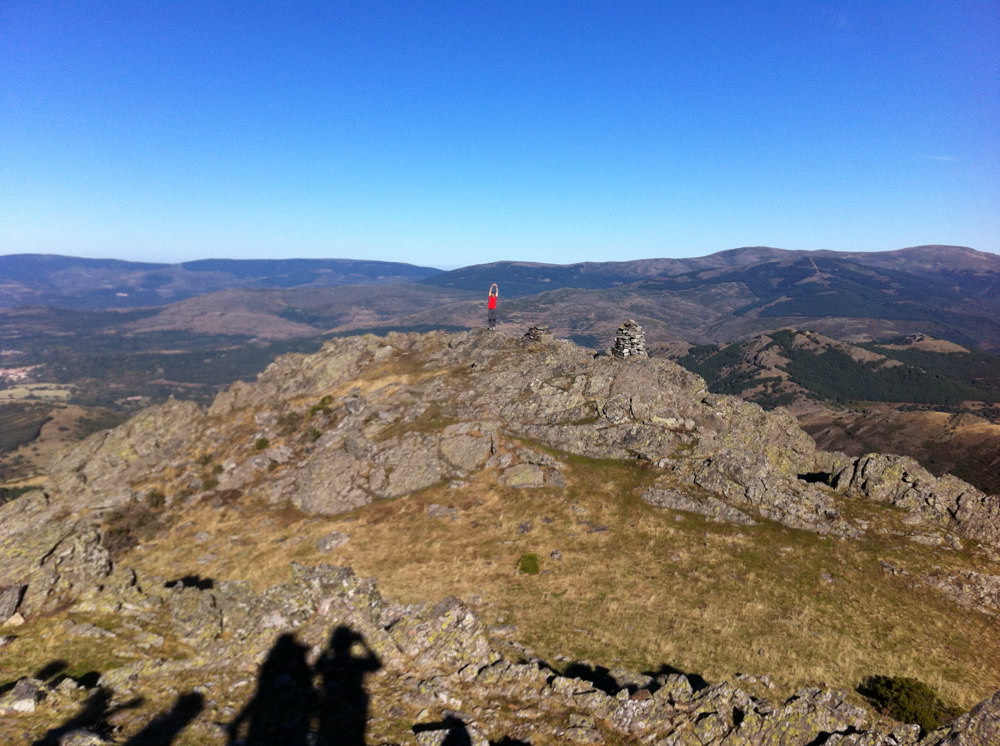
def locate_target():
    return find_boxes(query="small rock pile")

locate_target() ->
[610,319,647,358]
[522,325,551,342]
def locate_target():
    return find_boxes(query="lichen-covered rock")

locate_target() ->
[921,570,1000,616]
[0,583,26,621]
[289,446,373,515]
[47,398,205,504]
[642,488,757,525]
[832,454,1000,546]
[21,525,113,615]
[370,433,446,498]
[919,689,1000,745]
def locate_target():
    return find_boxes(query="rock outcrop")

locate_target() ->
[831,453,1000,547]
[6,329,997,614]
[1,328,997,743]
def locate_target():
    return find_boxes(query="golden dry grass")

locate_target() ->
[116,446,1000,712]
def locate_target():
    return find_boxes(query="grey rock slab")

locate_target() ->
[642,488,757,526]
[316,531,350,551]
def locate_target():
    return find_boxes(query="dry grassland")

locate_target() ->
[120,450,1000,712]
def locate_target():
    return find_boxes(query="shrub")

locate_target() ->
[101,503,159,558]
[858,675,962,736]
[518,553,541,575]
[201,476,219,491]
[277,411,302,435]
[146,490,166,509]
[309,395,334,417]
[254,437,270,450]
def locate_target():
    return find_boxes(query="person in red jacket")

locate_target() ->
[487,283,499,329]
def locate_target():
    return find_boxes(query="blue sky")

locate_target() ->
[2,1,998,268]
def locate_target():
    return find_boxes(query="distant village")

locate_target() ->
[0,361,39,384]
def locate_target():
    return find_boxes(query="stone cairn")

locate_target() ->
[610,319,647,358]
[523,325,552,342]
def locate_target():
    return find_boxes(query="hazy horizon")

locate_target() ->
[3,2,998,266]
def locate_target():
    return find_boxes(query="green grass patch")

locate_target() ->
[518,553,541,574]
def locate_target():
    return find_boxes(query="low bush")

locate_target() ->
[101,503,159,558]
[309,395,334,417]
[858,675,962,736]
[146,490,166,509]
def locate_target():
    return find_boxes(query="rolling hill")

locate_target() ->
[0,254,442,310]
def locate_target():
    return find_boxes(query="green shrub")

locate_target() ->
[201,476,219,491]
[254,437,270,450]
[146,490,166,509]
[306,427,322,442]
[518,553,541,575]
[309,395,334,417]
[858,675,962,736]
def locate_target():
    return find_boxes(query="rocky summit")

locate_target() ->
[1,328,998,744]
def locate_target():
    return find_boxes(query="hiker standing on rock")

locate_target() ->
[487,283,499,329]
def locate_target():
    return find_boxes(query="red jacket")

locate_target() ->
[487,295,497,309]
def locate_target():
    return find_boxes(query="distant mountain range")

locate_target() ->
[14,244,990,351]
[0,254,442,309]
[3,244,1000,494]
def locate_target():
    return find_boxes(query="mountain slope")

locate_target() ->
[0,329,998,743]
[671,329,1000,492]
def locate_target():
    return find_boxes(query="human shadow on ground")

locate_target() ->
[227,625,382,746]
[31,686,142,746]
[16,658,199,746]
[227,633,318,746]
[121,692,204,746]
[315,626,382,746]
[19,625,385,746]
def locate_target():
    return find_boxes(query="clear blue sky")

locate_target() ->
[2,1,998,268]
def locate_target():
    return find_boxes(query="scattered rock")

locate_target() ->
[522,325,552,342]
[0,583,26,621]
[923,570,1000,616]
[500,463,545,488]
[642,488,757,526]
[426,504,458,520]
[0,677,45,714]
[316,531,350,551]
